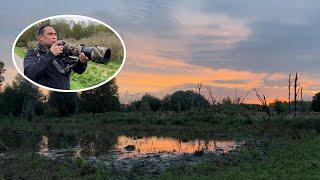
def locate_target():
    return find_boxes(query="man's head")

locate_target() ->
[37,24,57,49]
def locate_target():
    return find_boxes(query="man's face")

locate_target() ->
[38,26,57,48]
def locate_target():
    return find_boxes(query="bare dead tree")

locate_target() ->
[300,86,303,102]
[294,73,298,115]
[288,73,292,113]
[240,88,252,104]
[294,73,302,116]
[206,86,216,105]
[218,88,222,104]
[253,88,270,117]
[197,82,202,95]
[300,86,303,112]
[232,88,252,104]
[233,88,240,104]
[192,82,203,108]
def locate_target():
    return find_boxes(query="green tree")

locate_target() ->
[273,99,286,114]
[71,23,85,40]
[311,92,320,112]
[0,61,6,91]
[16,20,50,47]
[79,79,120,113]
[52,20,72,39]
[0,74,43,118]
[140,100,151,112]
[141,94,161,111]
[221,97,232,105]
[130,94,161,112]
[164,90,209,112]
[47,92,78,117]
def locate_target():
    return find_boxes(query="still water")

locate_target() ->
[1,133,242,160]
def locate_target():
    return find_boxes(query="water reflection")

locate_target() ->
[114,136,240,159]
[0,133,242,160]
[38,135,49,156]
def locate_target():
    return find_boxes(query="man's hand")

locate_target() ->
[50,42,63,56]
[79,53,90,63]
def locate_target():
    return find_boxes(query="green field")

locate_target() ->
[14,47,26,58]
[1,109,320,179]
[70,60,121,90]
[14,47,122,89]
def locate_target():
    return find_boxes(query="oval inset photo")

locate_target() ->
[12,15,126,92]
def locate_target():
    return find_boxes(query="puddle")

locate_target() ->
[0,135,241,160]
[0,133,244,172]
[114,135,241,159]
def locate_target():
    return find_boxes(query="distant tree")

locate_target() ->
[164,90,209,112]
[143,94,161,111]
[311,92,320,112]
[272,99,286,114]
[161,95,171,110]
[221,97,232,105]
[299,101,310,112]
[0,86,15,116]
[0,74,43,118]
[47,92,78,117]
[129,94,161,112]
[79,79,120,113]
[71,23,85,40]
[16,20,50,47]
[52,20,72,39]
[140,100,151,112]
[0,61,6,91]
[130,100,141,111]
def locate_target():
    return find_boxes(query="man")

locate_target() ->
[24,24,90,90]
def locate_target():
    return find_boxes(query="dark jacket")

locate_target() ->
[24,44,87,90]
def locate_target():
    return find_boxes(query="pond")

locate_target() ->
[0,133,244,172]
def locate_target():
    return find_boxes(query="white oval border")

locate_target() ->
[12,14,126,92]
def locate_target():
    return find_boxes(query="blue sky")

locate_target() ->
[1,0,320,103]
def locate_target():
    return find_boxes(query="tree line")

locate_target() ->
[16,19,113,47]
[1,61,320,119]
[0,61,120,119]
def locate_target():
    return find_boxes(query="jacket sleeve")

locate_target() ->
[72,60,87,74]
[24,49,56,80]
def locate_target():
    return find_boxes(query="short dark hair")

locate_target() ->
[37,24,53,36]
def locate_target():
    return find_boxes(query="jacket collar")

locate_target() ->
[37,43,49,53]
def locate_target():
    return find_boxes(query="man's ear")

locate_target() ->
[37,35,42,41]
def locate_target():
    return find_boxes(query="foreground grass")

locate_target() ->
[14,47,26,58]
[70,60,121,90]
[1,110,320,179]
[1,131,319,179]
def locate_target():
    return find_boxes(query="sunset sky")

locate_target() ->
[1,0,320,104]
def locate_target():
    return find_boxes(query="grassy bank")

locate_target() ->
[70,60,121,90]
[0,109,320,179]
[14,47,26,58]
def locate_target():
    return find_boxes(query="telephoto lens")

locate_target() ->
[57,40,111,64]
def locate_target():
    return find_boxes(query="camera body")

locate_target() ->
[57,40,111,64]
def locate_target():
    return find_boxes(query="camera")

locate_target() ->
[57,40,111,64]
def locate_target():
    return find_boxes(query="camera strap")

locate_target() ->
[52,59,68,74]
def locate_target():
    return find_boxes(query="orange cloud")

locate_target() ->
[117,32,319,104]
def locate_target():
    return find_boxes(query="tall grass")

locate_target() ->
[26,32,124,62]
[14,47,26,58]
[65,32,124,62]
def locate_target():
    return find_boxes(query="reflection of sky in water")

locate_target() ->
[32,135,241,160]
[114,135,240,159]
[38,135,48,154]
